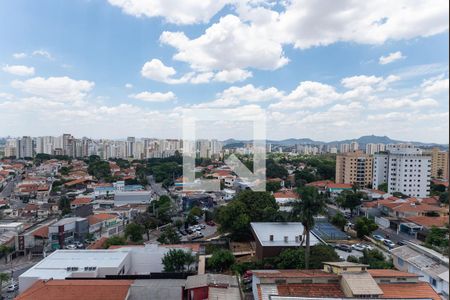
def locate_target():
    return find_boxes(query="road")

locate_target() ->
[0,176,19,198]
[147,175,168,197]
[0,263,35,299]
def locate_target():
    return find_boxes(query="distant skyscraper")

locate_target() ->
[373,145,431,198]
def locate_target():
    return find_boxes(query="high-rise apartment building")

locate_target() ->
[17,136,33,158]
[4,139,17,157]
[339,143,350,153]
[373,145,431,198]
[426,147,449,179]
[350,141,359,152]
[335,151,373,187]
[365,143,386,155]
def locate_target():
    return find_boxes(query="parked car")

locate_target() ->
[335,244,352,252]
[6,282,19,292]
[65,244,77,250]
[397,240,406,246]
[364,244,374,251]
[179,230,187,236]
[74,241,84,249]
[383,239,396,248]
[351,243,366,251]
[206,220,215,226]
[372,234,385,241]
[199,224,206,229]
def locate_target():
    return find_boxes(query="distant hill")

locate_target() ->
[222,135,448,149]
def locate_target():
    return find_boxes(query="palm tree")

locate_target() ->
[292,186,326,269]
[0,272,9,294]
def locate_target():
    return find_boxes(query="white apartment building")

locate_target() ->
[365,143,386,155]
[373,145,431,198]
[339,143,350,153]
[350,141,359,151]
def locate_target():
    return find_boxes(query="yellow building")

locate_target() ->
[428,148,449,179]
[335,151,373,187]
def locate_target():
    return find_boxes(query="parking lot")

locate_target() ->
[180,222,217,241]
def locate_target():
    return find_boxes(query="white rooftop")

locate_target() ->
[20,249,130,280]
[251,222,321,247]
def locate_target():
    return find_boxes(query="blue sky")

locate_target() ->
[0,0,448,142]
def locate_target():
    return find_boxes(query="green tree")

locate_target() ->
[425,226,449,254]
[124,223,144,242]
[103,236,126,249]
[266,181,282,193]
[150,195,173,223]
[189,206,203,217]
[88,160,111,181]
[359,249,393,269]
[377,183,388,193]
[135,212,158,240]
[291,186,326,269]
[0,245,13,263]
[331,212,347,230]
[266,159,288,178]
[157,225,181,244]
[0,272,9,293]
[354,217,378,238]
[58,196,71,216]
[336,190,363,216]
[309,245,340,268]
[215,191,279,241]
[439,192,448,204]
[277,248,305,269]
[162,249,196,272]
[208,249,235,272]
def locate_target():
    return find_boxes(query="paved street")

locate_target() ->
[147,175,168,197]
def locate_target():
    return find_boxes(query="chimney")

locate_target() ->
[269,234,274,241]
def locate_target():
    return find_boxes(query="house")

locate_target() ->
[252,263,441,300]
[71,197,92,209]
[184,274,240,300]
[48,217,89,249]
[88,213,123,238]
[0,222,24,234]
[15,279,133,300]
[390,241,449,298]
[326,183,353,195]
[273,189,300,206]
[114,191,152,206]
[250,222,322,260]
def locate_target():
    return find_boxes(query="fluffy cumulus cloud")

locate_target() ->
[141,59,177,83]
[379,51,406,65]
[129,91,176,102]
[11,76,95,102]
[32,50,52,59]
[160,15,289,72]
[2,65,35,76]
[129,0,448,85]
[107,0,233,24]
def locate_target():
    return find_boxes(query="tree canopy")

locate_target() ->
[215,191,280,241]
[208,249,235,272]
[354,217,378,238]
[162,249,196,272]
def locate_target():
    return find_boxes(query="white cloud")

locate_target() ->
[421,76,449,95]
[129,91,176,102]
[379,51,406,65]
[218,84,283,102]
[270,81,340,110]
[276,0,449,49]
[32,50,52,59]
[107,0,233,24]
[13,53,27,59]
[11,76,94,102]
[125,83,133,89]
[2,65,35,76]
[213,69,253,83]
[160,14,289,72]
[140,59,182,83]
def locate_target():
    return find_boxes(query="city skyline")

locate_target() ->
[0,1,449,142]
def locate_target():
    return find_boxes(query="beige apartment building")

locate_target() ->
[427,147,449,179]
[336,151,373,187]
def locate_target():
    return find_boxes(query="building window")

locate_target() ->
[430,278,437,287]
[397,258,404,266]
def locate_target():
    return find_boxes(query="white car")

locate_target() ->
[351,243,366,251]
[65,244,77,250]
[6,282,19,292]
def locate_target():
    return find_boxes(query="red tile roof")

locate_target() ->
[273,190,299,199]
[87,237,108,249]
[392,203,448,213]
[15,279,132,300]
[405,216,449,228]
[253,270,338,279]
[368,269,419,278]
[379,282,441,300]
[88,213,117,225]
[306,180,334,188]
[327,183,353,189]
[71,197,92,205]
[277,283,345,298]
[31,226,49,238]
